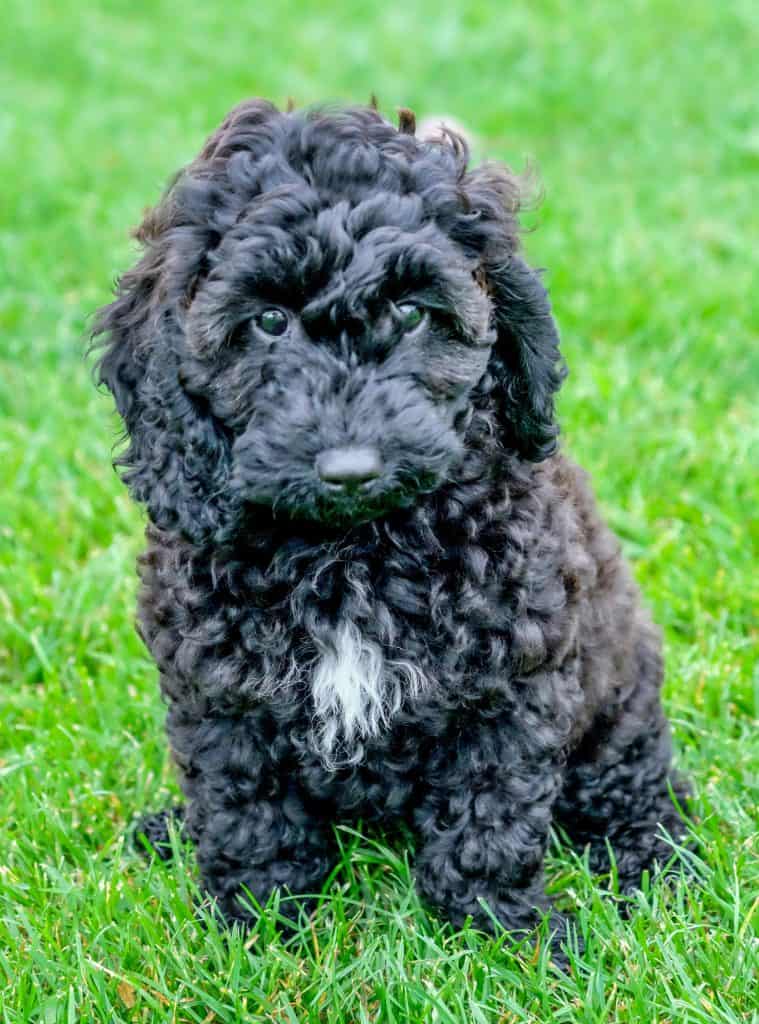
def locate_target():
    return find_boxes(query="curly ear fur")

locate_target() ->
[93,276,233,543]
[92,100,284,543]
[461,163,566,461]
[480,254,566,461]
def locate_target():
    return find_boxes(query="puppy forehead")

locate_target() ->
[212,188,487,326]
[300,201,478,312]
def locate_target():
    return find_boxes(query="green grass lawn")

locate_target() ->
[1,0,757,1020]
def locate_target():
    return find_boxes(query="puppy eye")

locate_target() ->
[256,307,289,336]
[396,302,425,333]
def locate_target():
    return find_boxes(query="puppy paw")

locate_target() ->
[133,805,186,861]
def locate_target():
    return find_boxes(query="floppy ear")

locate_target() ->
[481,254,567,462]
[93,99,284,543]
[92,247,233,545]
[458,161,566,461]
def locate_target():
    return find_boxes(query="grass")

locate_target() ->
[0,0,757,1020]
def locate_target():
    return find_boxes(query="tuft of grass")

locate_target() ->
[1,0,757,1020]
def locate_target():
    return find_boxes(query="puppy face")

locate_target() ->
[183,202,495,525]
[94,101,564,544]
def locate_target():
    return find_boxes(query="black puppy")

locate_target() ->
[94,100,687,948]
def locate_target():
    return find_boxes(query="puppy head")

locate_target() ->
[93,100,565,542]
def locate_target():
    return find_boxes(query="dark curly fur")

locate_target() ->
[94,99,688,952]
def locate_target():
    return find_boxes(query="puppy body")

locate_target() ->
[96,100,687,943]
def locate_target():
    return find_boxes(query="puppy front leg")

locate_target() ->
[165,708,334,927]
[414,724,565,942]
[189,787,334,927]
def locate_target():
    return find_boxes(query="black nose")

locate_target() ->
[316,446,383,486]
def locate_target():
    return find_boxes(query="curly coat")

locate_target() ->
[93,99,687,948]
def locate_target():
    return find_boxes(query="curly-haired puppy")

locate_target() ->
[93,99,688,951]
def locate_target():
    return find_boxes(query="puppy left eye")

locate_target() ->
[396,302,425,333]
[257,307,289,336]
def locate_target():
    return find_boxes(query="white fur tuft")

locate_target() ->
[310,620,427,768]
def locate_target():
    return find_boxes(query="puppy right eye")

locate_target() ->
[256,307,289,336]
[396,302,424,333]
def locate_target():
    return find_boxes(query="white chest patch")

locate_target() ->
[310,620,427,768]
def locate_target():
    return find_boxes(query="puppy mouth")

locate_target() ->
[311,447,446,524]
[312,482,413,524]
[239,468,441,527]
[284,475,419,526]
